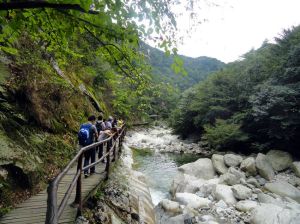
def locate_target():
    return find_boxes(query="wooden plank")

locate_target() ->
[0,142,122,224]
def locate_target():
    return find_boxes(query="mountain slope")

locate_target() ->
[142,43,225,90]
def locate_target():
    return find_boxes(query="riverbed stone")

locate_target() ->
[265,181,300,202]
[291,162,300,177]
[196,179,219,197]
[240,157,257,176]
[220,173,240,186]
[212,154,228,174]
[266,150,293,171]
[224,154,243,167]
[213,184,237,205]
[250,203,300,224]
[228,167,246,179]
[246,177,260,188]
[170,173,198,195]
[232,184,252,200]
[235,200,258,212]
[257,193,283,206]
[184,179,206,193]
[178,158,216,180]
[160,199,181,213]
[255,153,275,180]
[175,192,211,209]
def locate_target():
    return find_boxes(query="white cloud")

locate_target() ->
[170,0,300,63]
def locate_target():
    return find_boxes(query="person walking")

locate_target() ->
[78,115,98,178]
[96,115,106,160]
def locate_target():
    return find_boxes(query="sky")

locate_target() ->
[167,0,300,63]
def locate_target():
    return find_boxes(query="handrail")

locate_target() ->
[45,125,126,224]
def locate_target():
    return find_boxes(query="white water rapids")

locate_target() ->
[125,126,201,205]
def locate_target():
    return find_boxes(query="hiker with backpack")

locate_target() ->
[96,115,106,160]
[78,115,98,178]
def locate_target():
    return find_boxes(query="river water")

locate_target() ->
[125,126,201,205]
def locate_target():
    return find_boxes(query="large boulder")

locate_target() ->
[228,167,246,179]
[175,192,211,209]
[224,154,243,167]
[232,184,252,200]
[291,162,300,177]
[170,173,198,195]
[250,203,300,224]
[255,153,275,181]
[160,199,180,213]
[219,167,245,186]
[220,173,239,186]
[178,158,216,180]
[265,181,300,203]
[235,200,258,212]
[212,154,228,174]
[213,184,237,205]
[196,178,219,198]
[266,150,293,171]
[240,157,257,176]
[257,193,284,206]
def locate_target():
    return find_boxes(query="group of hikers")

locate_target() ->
[78,115,123,178]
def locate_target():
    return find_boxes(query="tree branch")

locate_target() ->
[84,26,140,81]
[0,1,99,14]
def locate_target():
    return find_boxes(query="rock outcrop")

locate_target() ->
[178,158,216,180]
[266,150,293,171]
[240,157,257,176]
[212,154,228,174]
[224,154,243,167]
[255,153,275,180]
[265,181,300,202]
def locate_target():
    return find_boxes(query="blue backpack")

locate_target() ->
[78,123,92,146]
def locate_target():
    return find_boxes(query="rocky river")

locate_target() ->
[125,125,300,224]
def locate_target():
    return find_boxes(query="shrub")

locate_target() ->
[203,119,248,149]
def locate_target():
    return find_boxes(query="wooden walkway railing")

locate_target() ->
[45,125,126,224]
[0,125,126,224]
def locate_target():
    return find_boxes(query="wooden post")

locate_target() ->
[105,141,110,180]
[112,138,116,162]
[74,154,83,217]
[45,181,58,224]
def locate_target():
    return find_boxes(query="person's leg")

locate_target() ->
[83,150,91,175]
[98,143,103,159]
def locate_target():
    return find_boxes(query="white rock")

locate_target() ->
[250,203,300,224]
[228,167,246,180]
[170,173,198,195]
[183,179,206,193]
[175,192,211,209]
[224,154,243,167]
[240,157,257,176]
[257,193,284,206]
[291,162,300,177]
[220,173,239,186]
[266,150,293,171]
[246,178,260,187]
[213,184,237,205]
[232,184,252,200]
[212,154,228,174]
[160,199,180,213]
[215,200,228,208]
[265,181,300,202]
[178,158,216,180]
[235,200,258,212]
[255,153,275,181]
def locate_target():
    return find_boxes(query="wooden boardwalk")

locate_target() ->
[0,162,108,224]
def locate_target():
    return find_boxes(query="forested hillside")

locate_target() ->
[170,26,300,156]
[142,43,225,90]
